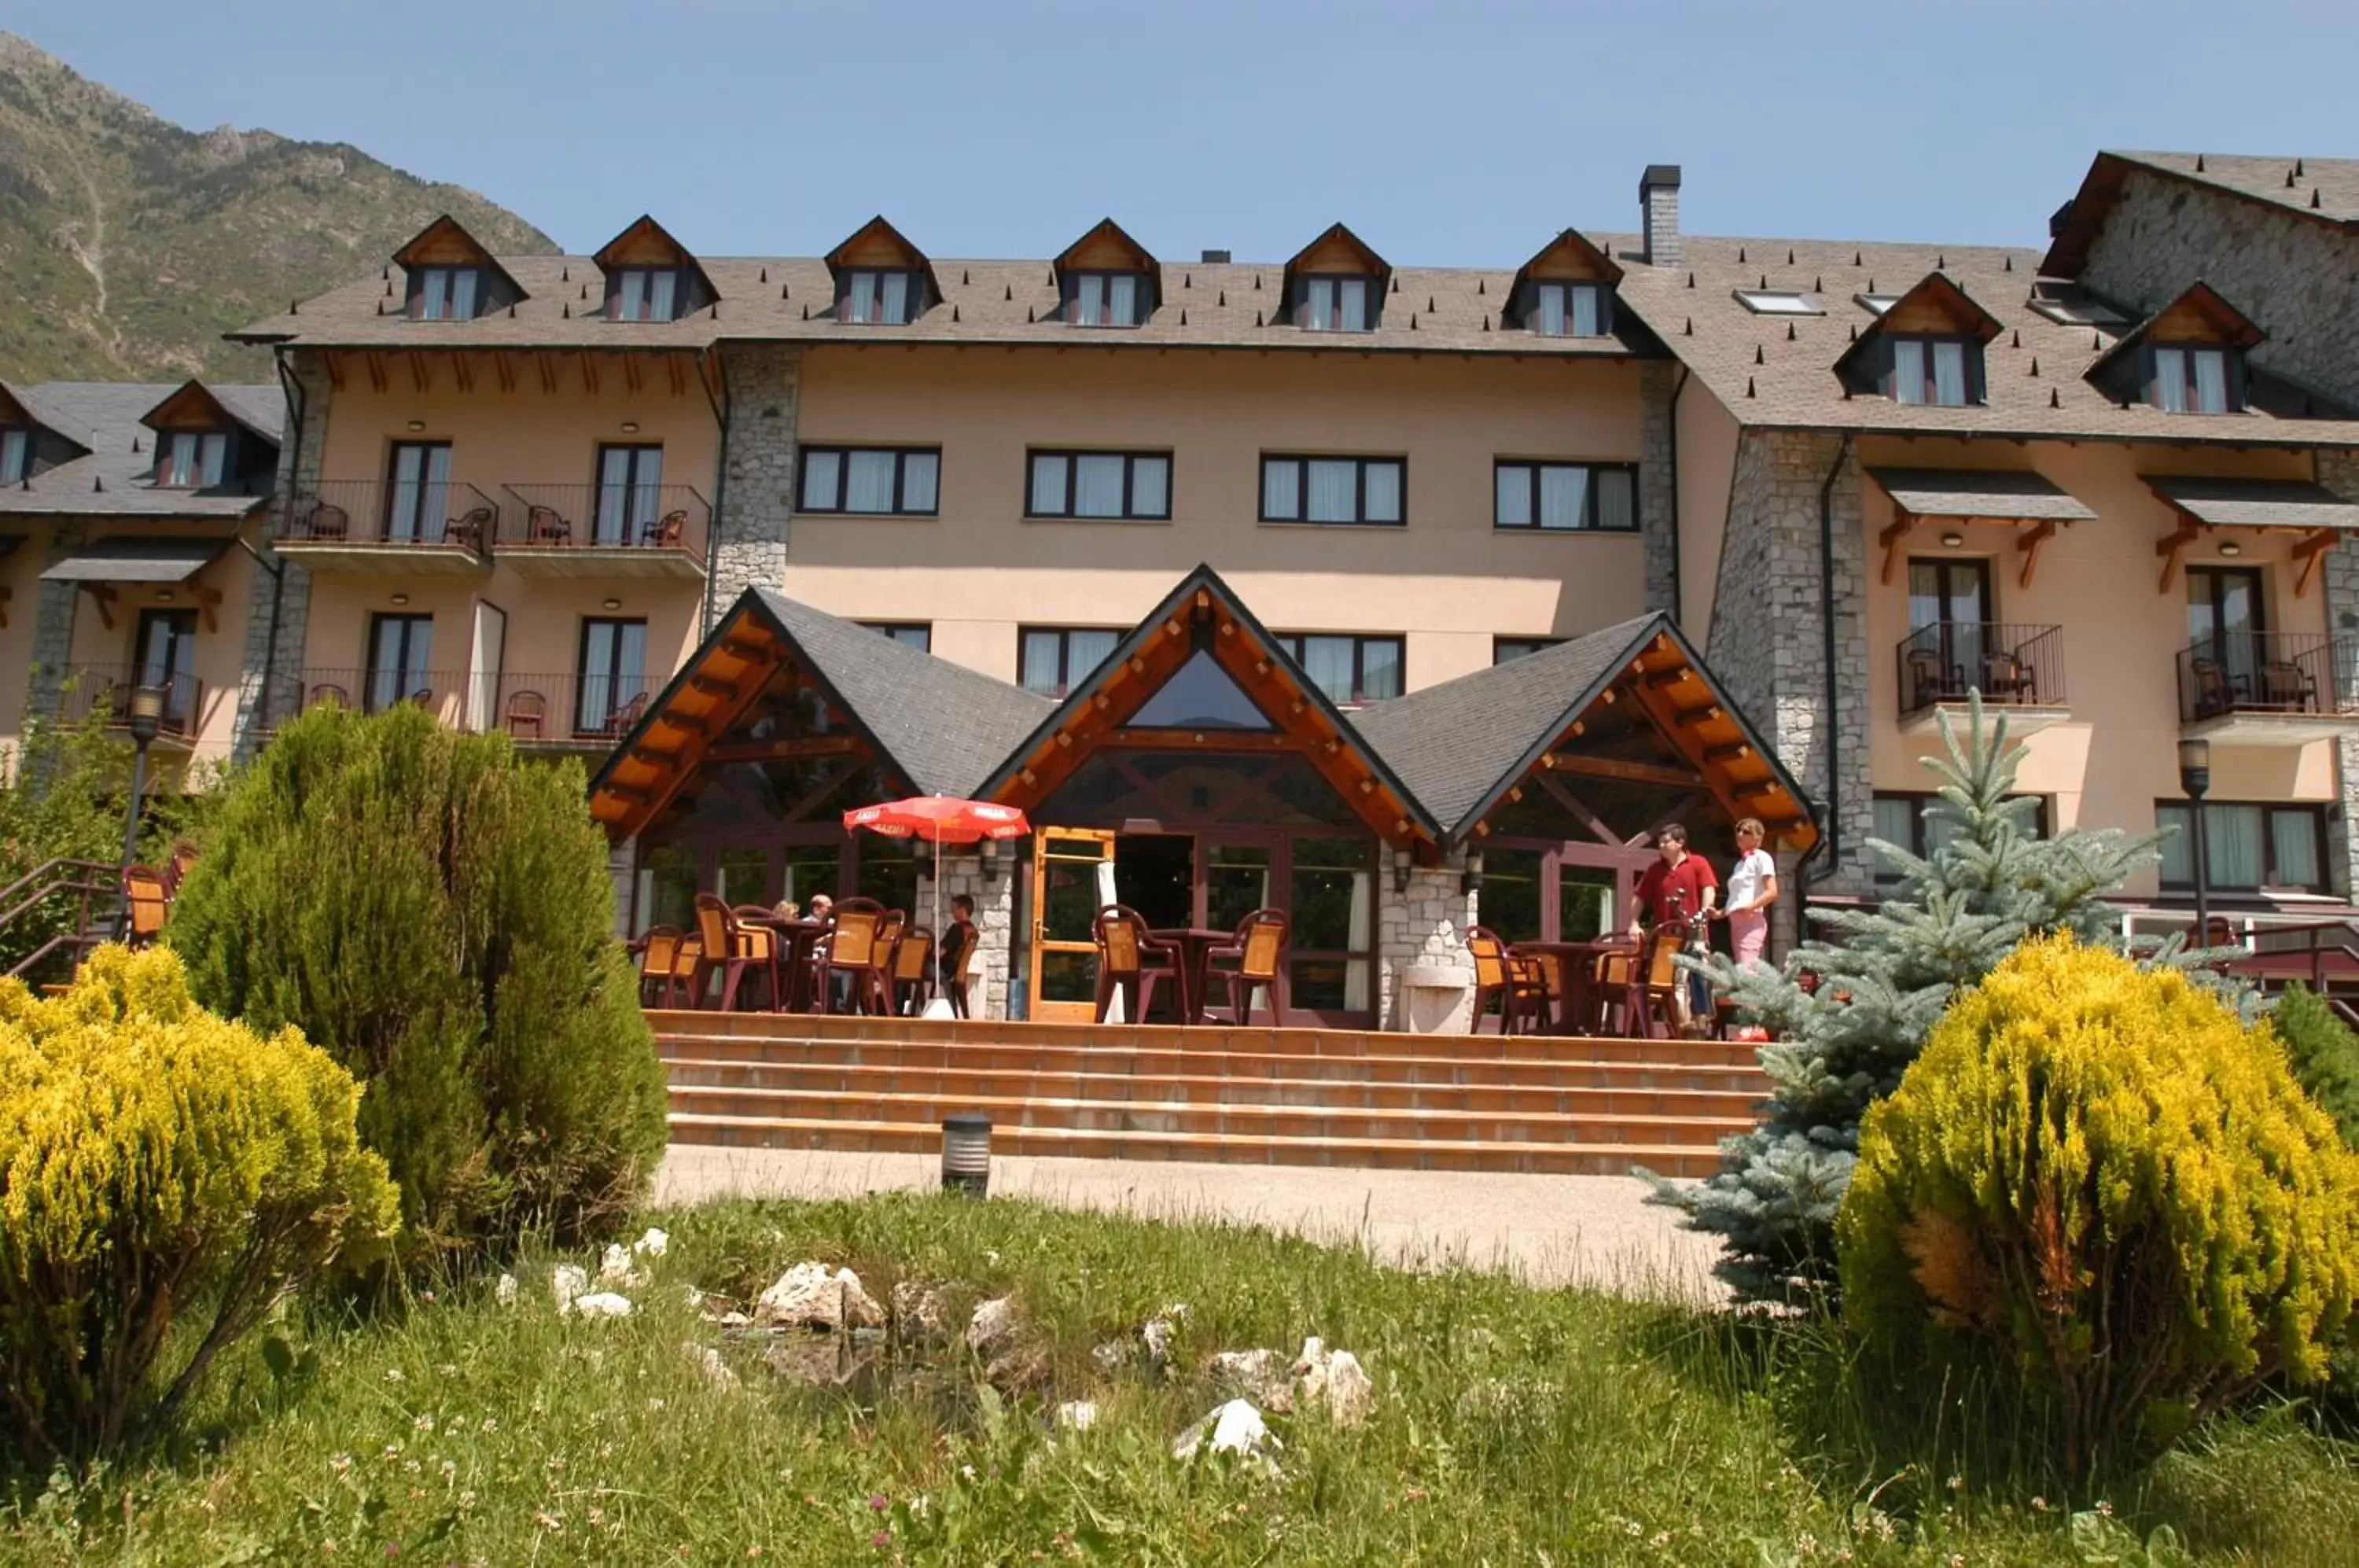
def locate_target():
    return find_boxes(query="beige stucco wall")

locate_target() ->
[0,520,46,760]
[1859,435,2334,896]
[1673,382,1740,643]
[784,347,1649,689]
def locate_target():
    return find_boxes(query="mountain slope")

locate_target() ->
[0,31,557,381]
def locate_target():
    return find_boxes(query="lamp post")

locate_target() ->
[2177,736,2212,946]
[117,684,165,937]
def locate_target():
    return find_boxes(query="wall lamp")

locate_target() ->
[1460,848,1485,895]
[2218,539,2243,558]
[602,596,624,611]
[405,419,427,432]
[389,592,410,606]
[1391,843,1413,893]
[620,421,640,434]
[978,837,1002,883]
[1939,531,1965,549]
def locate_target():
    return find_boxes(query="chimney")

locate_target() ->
[1201,248,1231,264]
[1640,164,1682,267]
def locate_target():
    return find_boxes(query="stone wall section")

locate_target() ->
[709,344,802,627]
[2320,450,2359,895]
[1706,427,1875,939]
[231,355,329,758]
[918,852,1015,1018]
[1377,865,1478,1032]
[24,521,84,726]
[2077,171,2359,410]
[1636,359,1680,615]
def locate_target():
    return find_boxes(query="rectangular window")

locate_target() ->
[1067,272,1144,326]
[594,444,664,543]
[611,268,680,322]
[2155,801,2326,892]
[797,446,940,515]
[411,267,480,321]
[1273,634,1404,705]
[0,428,24,484]
[1300,276,1373,332]
[1260,455,1405,525]
[385,441,452,540]
[576,618,648,736]
[2151,346,2236,414]
[1494,637,1563,664]
[1493,461,1639,532]
[859,622,932,653]
[1888,337,1976,407]
[1532,282,1606,337]
[841,270,919,325]
[136,608,200,728]
[1018,627,1121,698]
[1874,791,2051,883]
[366,613,435,713]
[158,432,230,488]
[1027,451,1171,520]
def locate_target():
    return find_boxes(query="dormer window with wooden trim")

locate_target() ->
[594,215,719,323]
[1054,219,1159,327]
[1834,271,2002,409]
[1283,223,1389,333]
[1507,229,1622,338]
[0,425,24,484]
[825,216,938,327]
[156,430,230,488]
[391,215,526,322]
[138,381,276,492]
[2085,281,2261,416]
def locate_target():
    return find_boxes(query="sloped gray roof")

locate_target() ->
[40,536,229,582]
[749,587,1052,797]
[1353,615,1662,834]
[2145,477,2359,531]
[0,381,280,520]
[1867,467,2099,522]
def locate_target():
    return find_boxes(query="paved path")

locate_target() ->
[654,1146,1724,1304]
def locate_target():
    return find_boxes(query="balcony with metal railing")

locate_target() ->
[278,480,497,574]
[2177,631,2359,743]
[1893,621,2069,734]
[56,665,207,749]
[259,668,484,734]
[494,484,709,580]
[486,670,661,749]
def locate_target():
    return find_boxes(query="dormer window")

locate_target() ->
[611,268,682,322]
[824,217,938,329]
[1530,282,1608,337]
[1300,276,1375,332]
[1889,338,1978,407]
[1065,272,1146,326]
[2151,346,2237,414]
[1052,219,1163,329]
[1835,272,2001,410]
[1508,229,1622,340]
[593,216,719,325]
[157,431,229,488]
[0,426,24,484]
[412,267,480,321]
[1282,223,1389,336]
[843,271,919,325]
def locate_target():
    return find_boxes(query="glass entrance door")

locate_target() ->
[2188,566,2265,698]
[1030,830,1115,1021]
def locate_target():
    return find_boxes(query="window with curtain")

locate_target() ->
[2155,801,2325,891]
[609,267,682,322]
[576,618,648,735]
[841,269,922,325]
[1886,337,1978,407]
[1026,451,1172,519]
[0,428,26,484]
[1494,461,1638,532]
[1273,634,1404,705]
[1874,791,2052,884]
[2150,346,2239,414]
[366,613,435,712]
[594,444,664,543]
[1065,271,1146,326]
[1260,456,1405,525]
[1494,637,1563,664]
[1298,275,1375,331]
[1529,281,1607,337]
[859,622,932,653]
[1018,627,1121,697]
[410,267,480,321]
[385,441,451,539]
[797,447,940,514]
[157,431,230,488]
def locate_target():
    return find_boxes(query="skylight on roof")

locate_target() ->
[1855,293,1899,316]
[2026,285,2128,329]
[1735,289,1824,316]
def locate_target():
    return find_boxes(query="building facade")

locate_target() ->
[9,151,2359,1019]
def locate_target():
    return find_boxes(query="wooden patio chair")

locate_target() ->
[120,866,169,950]
[304,500,349,540]
[2260,660,2318,712]
[160,840,201,902]
[1466,926,1549,1036]
[635,926,683,1007]
[645,510,688,549]
[503,690,547,740]
[528,505,572,544]
[1093,905,1178,1025]
[1207,907,1289,1027]
[1978,648,2037,704]
[691,894,775,1011]
[814,898,885,1014]
[890,925,935,1015]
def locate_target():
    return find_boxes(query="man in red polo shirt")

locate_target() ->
[1629,823,1718,1032]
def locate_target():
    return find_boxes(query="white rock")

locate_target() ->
[552,1264,588,1315]
[495,1272,518,1306]
[754,1262,883,1332]
[634,1228,671,1258]
[597,1243,644,1287]
[1173,1399,1279,1466]
[1054,1400,1099,1431]
[1209,1348,1294,1412]
[1140,1303,1189,1365]
[716,1310,753,1328]
[966,1296,1020,1356]
[572,1291,634,1319]
[1292,1338,1374,1427]
[683,1342,739,1391]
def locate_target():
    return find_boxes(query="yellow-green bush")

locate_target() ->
[1838,933,2359,1476]
[0,945,398,1469]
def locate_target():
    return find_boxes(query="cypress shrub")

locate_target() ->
[0,945,398,1468]
[166,705,667,1261]
[1838,934,2359,1478]
[2272,983,2359,1152]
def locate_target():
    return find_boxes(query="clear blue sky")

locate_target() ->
[14,0,2358,263]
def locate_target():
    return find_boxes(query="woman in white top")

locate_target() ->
[1720,818,1778,968]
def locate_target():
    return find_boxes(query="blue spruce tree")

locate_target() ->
[1647,698,2166,1304]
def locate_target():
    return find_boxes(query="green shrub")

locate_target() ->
[164,705,667,1261]
[0,945,396,1468]
[1838,934,2359,1478]
[2273,984,2359,1153]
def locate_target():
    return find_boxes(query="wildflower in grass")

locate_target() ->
[869,1493,889,1512]
[870,1530,890,1549]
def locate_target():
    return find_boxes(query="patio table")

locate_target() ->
[1150,927,1237,1025]
[742,915,831,1013]
[1513,938,1636,1036]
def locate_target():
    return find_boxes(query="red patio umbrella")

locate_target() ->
[842,797,1030,1011]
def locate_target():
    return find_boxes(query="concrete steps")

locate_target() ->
[650,1010,1765,1180]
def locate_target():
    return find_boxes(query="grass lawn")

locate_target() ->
[5,1191,2356,1566]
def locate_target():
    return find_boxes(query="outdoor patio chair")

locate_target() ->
[528,506,572,544]
[814,898,885,1014]
[635,926,684,1007]
[160,839,201,902]
[1625,926,1687,1039]
[645,510,688,549]
[2189,656,2238,720]
[305,501,349,540]
[503,689,547,740]
[120,866,169,950]
[1467,926,1550,1036]
[889,925,935,1015]
[1904,646,1949,710]
[1206,907,1289,1027]
[600,691,649,738]
[1978,648,2037,705]
[692,894,777,1011]
[1093,905,1179,1025]
[668,937,703,1008]
[2260,660,2318,712]
[307,683,349,712]
[447,505,493,551]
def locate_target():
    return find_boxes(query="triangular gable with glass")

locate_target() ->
[1128,649,1276,730]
